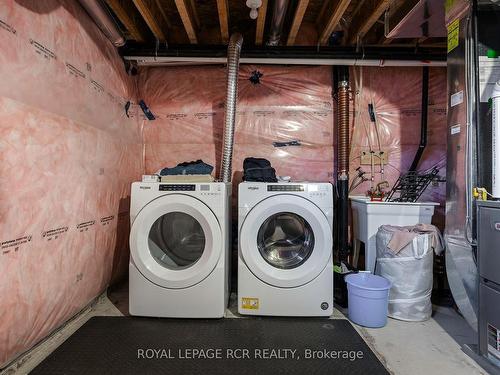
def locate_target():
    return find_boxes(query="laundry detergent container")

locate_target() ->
[345,273,391,328]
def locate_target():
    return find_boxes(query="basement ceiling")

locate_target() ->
[104,0,447,49]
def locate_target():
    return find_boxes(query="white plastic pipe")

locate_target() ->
[492,81,500,198]
[125,55,447,67]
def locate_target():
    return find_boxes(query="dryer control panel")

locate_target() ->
[267,184,304,192]
[159,184,196,191]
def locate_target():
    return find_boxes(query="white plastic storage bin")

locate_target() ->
[350,196,439,273]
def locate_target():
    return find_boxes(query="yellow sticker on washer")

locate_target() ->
[241,297,259,310]
[447,19,460,53]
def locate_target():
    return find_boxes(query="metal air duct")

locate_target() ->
[78,0,125,47]
[220,33,244,183]
[385,0,446,39]
[267,0,290,46]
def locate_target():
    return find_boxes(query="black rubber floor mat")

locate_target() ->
[31,317,388,375]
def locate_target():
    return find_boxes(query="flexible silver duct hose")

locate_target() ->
[220,33,243,183]
[78,0,125,47]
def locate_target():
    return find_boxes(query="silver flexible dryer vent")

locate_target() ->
[220,33,243,183]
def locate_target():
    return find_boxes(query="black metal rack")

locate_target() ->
[386,168,440,202]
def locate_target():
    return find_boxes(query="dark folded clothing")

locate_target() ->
[160,160,213,176]
[243,157,278,182]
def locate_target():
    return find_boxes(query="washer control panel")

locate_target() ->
[159,184,195,191]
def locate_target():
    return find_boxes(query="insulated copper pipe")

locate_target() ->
[337,81,350,177]
[334,66,350,265]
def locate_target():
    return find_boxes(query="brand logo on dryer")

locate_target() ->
[139,186,151,189]
[247,186,260,190]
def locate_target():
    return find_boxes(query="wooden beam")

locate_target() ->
[132,0,167,41]
[349,0,390,44]
[106,0,146,42]
[286,0,310,46]
[155,0,172,29]
[255,0,268,46]
[315,0,330,26]
[318,0,352,45]
[174,0,198,44]
[350,0,367,20]
[216,0,229,44]
[189,0,201,29]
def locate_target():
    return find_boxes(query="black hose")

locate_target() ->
[409,66,429,172]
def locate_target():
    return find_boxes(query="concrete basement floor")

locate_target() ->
[1,282,488,375]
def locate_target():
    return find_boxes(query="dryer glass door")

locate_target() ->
[240,195,332,288]
[149,211,205,270]
[130,194,222,289]
[257,212,315,269]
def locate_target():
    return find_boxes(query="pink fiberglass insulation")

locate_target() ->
[140,64,446,225]
[0,0,142,367]
[139,64,335,218]
[139,64,335,210]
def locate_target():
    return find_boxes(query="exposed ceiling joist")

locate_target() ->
[216,0,229,44]
[349,0,390,44]
[255,0,269,46]
[174,0,198,44]
[286,0,310,46]
[155,0,172,29]
[105,0,442,49]
[318,0,352,45]
[132,0,168,41]
[315,0,330,26]
[189,0,201,29]
[105,0,145,42]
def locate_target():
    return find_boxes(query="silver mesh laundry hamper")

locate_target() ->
[375,225,434,322]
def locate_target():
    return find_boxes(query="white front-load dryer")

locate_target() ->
[129,182,231,318]
[238,182,333,316]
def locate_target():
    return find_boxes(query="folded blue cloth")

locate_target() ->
[159,160,213,176]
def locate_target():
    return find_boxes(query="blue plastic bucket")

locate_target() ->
[345,273,391,328]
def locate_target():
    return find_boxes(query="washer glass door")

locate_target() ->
[257,212,314,269]
[240,195,332,288]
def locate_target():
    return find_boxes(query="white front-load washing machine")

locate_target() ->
[238,182,333,316]
[129,182,231,318]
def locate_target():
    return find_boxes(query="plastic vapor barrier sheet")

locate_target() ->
[0,0,142,366]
